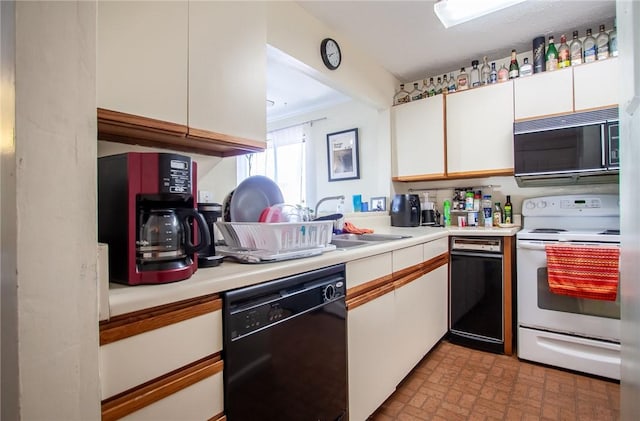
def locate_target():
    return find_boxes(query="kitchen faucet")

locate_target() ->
[314,195,345,217]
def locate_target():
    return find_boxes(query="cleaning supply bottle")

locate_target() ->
[443,200,451,226]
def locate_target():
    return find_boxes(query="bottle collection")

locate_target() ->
[393,21,618,106]
[443,189,513,227]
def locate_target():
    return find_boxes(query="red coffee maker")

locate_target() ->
[98,152,210,285]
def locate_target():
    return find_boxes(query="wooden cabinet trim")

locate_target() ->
[98,108,265,157]
[503,236,514,356]
[445,168,514,179]
[392,173,447,182]
[393,270,423,290]
[208,412,226,421]
[346,283,395,311]
[101,354,223,421]
[393,262,423,280]
[346,274,394,302]
[100,294,221,345]
[423,253,449,275]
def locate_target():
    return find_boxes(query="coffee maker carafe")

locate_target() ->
[98,152,210,285]
[196,202,223,268]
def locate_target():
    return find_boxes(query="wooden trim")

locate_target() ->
[503,236,514,356]
[393,270,423,289]
[445,168,514,179]
[346,274,394,302]
[346,283,394,311]
[100,294,221,346]
[208,412,226,421]
[97,108,266,157]
[393,262,423,281]
[392,173,447,182]
[187,127,266,152]
[443,94,448,175]
[422,253,449,275]
[101,354,223,421]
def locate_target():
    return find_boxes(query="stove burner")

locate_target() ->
[531,228,567,233]
[600,229,620,235]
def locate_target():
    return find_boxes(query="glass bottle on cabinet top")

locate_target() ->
[508,49,519,79]
[448,72,457,93]
[596,24,610,60]
[520,57,533,77]
[583,28,597,63]
[489,62,498,84]
[481,56,491,85]
[409,82,422,101]
[457,67,469,91]
[393,83,410,105]
[609,19,618,57]
[436,76,443,95]
[546,36,558,71]
[470,60,481,87]
[497,63,509,82]
[570,30,583,66]
[558,34,570,68]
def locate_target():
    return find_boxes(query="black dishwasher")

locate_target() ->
[223,264,347,421]
[448,237,504,354]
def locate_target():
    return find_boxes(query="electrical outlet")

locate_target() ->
[198,190,214,203]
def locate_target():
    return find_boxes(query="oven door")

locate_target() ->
[516,239,620,342]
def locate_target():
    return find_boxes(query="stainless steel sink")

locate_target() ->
[330,233,412,249]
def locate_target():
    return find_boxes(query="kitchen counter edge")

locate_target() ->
[106,226,520,318]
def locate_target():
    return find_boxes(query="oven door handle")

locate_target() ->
[517,241,548,250]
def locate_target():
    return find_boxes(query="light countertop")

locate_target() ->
[105,221,520,319]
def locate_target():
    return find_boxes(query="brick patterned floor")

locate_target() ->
[369,340,620,421]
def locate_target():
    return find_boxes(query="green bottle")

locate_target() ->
[504,195,513,224]
[546,36,558,71]
[443,200,451,227]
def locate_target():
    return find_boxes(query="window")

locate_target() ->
[238,123,309,206]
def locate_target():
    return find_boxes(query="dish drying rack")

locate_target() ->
[215,221,335,262]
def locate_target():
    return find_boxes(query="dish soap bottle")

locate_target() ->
[443,200,451,227]
[493,202,503,226]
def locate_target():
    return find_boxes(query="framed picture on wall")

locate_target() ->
[326,128,359,182]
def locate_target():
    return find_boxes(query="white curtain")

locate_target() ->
[239,123,310,206]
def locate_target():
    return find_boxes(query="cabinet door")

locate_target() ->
[392,96,445,180]
[97,1,188,125]
[513,67,574,120]
[348,290,397,421]
[573,58,619,111]
[423,265,449,351]
[188,2,266,143]
[446,83,515,176]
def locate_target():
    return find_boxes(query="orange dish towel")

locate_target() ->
[545,244,620,301]
[342,221,374,235]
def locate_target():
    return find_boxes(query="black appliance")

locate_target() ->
[513,107,619,186]
[391,194,421,227]
[197,202,223,268]
[98,152,210,285]
[448,237,504,354]
[223,264,347,421]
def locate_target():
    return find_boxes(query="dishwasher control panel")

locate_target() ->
[451,237,502,253]
[226,274,345,340]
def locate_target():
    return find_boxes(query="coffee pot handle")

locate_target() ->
[179,209,211,255]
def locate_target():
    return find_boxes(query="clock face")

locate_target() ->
[321,38,341,70]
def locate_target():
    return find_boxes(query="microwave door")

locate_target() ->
[514,125,606,176]
[608,123,620,169]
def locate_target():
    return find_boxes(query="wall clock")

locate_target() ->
[320,38,341,70]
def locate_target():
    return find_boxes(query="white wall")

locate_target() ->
[618,0,640,419]
[1,2,100,419]
[269,100,392,213]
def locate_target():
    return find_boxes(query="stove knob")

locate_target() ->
[323,284,336,301]
[525,201,535,210]
[537,200,547,209]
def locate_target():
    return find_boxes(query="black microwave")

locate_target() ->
[513,107,619,187]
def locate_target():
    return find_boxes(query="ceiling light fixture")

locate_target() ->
[434,0,526,28]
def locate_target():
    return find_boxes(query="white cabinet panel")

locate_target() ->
[188,1,266,142]
[514,68,574,119]
[423,237,448,261]
[348,291,397,421]
[446,82,515,175]
[120,372,223,421]
[392,96,445,178]
[346,253,392,290]
[97,1,188,124]
[573,58,619,111]
[392,244,423,271]
[423,265,449,351]
[100,310,222,399]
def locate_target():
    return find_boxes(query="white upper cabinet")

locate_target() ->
[392,95,445,180]
[446,82,515,175]
[188,1,266,143]
[97,1,188,125]
[573,58,619,111]
[514,67,574,120]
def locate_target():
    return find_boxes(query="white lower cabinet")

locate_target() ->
[348,289,397,421]
[347,240,449,421]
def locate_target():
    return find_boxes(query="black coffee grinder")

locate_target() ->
[197,202,224,267]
